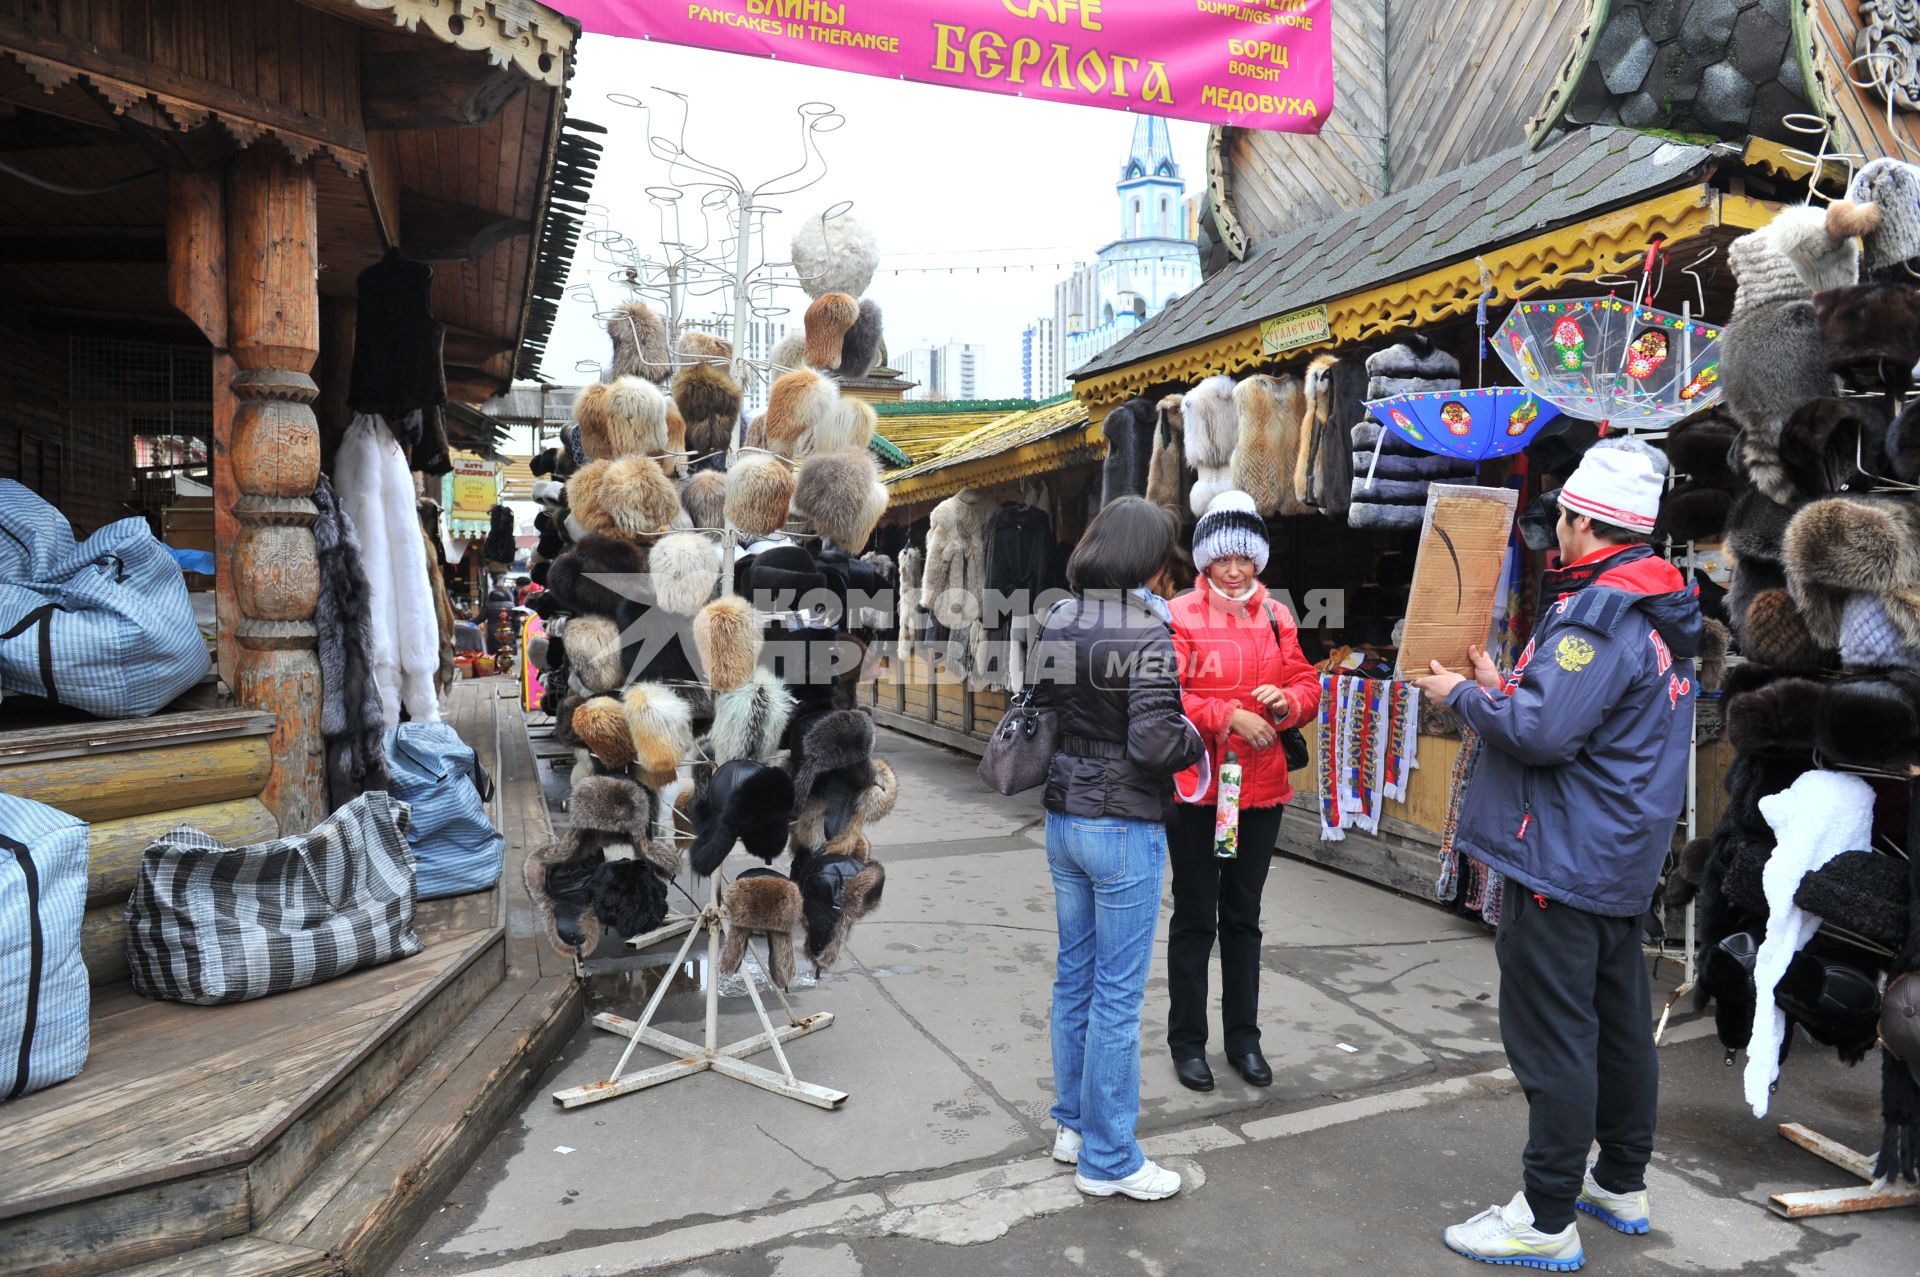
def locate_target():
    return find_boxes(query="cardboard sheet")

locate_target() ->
[1393,484,1520,678]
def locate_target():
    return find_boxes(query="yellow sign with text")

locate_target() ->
[1260,304,1331,355]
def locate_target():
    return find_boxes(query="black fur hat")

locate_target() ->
[549,535,649,618]
[1887,399,1920,483]
[1816,280,1920,395]
[590,859,671,940]
[1774,949,1884,1064]
[742,545,829,610]
[688,759,798,876]
[1662,413,1739,483]
[1701,931,1761,1054]
[787,708,875,816]
[1653,482,1732,544]
[796,852,886,969]
[1777,398,1891,499]
[1795,850,1910,949]
[1817,674,1920,770]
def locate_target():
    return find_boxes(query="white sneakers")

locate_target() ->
[1443,1191,1585,1271]
[1074,1157,1182,1201]
[1051,1126,1082,1165]
[1575,1167,1651,1235]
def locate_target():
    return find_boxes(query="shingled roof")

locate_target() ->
[1072,126,1723,383]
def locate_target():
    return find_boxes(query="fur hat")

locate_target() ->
[648,532,719,615]
[575,377,669,461]
[1662,413,1739,482]
[1725,489,1799,569]
[1843,157,1920,271]
[1785,496,1920,649]
[794,450,888,552]
[1181,375,1238,471]
[1815,282,1920,395]
[724,454,796,537]
[742,545,829,608]
[768,330,813,375]
[797,853,885,968]
[1730,205,1860,316]
[1724,301,1834,504]
[548,535,648,617]
[685,407,733,463]
[804,292,860,370]
[1739,588,1829,671]
[672,362,742,447]
[719,868,802,986]
[788,708,875,816]
[1777,398,1891,500]
[765,370,839,458]
[1653,483,1732,543]
[1364,334,1459,382]
[1840,591,1920,670]
[812,397,877,456]
[680,330,732,361]
[568,456,680,539]
[709,667,797,763]
[792,755,897,857]
[588,859,672,943]
[1727,675,1824,754]
[1818,673,1920,769]
[838,299,884,380]
[791,209,879,299]
[1193,489,1270,573]
[1146,394,1186,514]
[564,614,627,692]
[524,845,601,956]
[1100,398,1157,506]
[689,759,797,875]
[524,774,655,955]
[572,696,635,769]
[621,682,694,787]
[681,468,727,532]
[1232,375,1305,518]
[693,595,761,692]
[607,302,672,383]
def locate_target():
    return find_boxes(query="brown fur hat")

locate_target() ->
[594,455,681,538]
[792,755,896,856]
[811,396,877,456]
[725,454,796,537]
[672,361,742,434]
[1727,674,1824,754]
[551,693,586,748]
[648,531,719,615]
[607,301,671,383]
[679,330,732,361]
[572,696,635,769]
[575,377,669,461]
[1232,373,1306,517]
[1662,412,1739,484]
[718,869,802,986]
[1776,398,1891,500]
[1815,281,1920,394]
[523,844,601,957]
[797,854,885,969]
[566,459,612,535]
[564,614,626,692]
[621,682,694,788]
[693,595,761,692]
[804,292,860,370]
[709,667,797,763]
[794,450,888,553]
[663,403,688,477]
[838,298,884,380]
[765,370,839,458]
[524,774,655,956]
[1740,588,1830,671]
[1785,495,1920,648]
[681,468,727,532]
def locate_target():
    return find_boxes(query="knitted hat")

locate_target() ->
[1839,593,1920,670]
[1730,205,1859,316]
[1558,442,1664,534]
[1192,489,1269,573]
[1844,157,1920,271]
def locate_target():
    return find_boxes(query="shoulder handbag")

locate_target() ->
[977,601,1066,795]
[1262,603,1311,773]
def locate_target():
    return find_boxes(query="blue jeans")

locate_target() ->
[1045,810,1167,1181]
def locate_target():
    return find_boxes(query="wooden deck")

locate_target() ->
[0,678,581,1277]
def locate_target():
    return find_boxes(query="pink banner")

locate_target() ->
[561,1,1332,133]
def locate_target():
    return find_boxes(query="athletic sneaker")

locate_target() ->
[1443,1191,1585,1270]
[1052,1126,1083,1165]
[1074,1158,1182,1201]
[1577,1168,1651,1235]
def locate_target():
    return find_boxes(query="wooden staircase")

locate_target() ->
[0,681,579,1277]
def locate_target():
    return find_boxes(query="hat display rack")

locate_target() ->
[523,90,897,1112]
[1682,83,1920,1217]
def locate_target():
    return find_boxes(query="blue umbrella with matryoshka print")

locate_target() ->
[1362,385,1563,467]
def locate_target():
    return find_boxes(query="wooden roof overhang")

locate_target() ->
[0,0,579,406]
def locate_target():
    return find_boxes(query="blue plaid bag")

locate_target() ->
[0,479,209,719]
[0,794,89,1100]
[386,722,505,899]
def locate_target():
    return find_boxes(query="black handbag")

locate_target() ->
[977,688,1058,795]
[1262,603,1311,773]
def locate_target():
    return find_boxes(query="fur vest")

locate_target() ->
[348,251,447,418]
[1100,398,1157,507]
[313,475,392,810]
[922,488,994,677]
[895,545,925,662]
[335,414,443,727]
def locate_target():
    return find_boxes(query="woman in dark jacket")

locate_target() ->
[1030,497,1204,1202]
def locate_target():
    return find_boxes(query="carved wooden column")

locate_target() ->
[224,148,325,832]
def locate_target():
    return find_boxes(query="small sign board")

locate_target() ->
[1261,304,1331,355]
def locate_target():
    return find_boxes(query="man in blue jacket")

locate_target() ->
[1415,441,1700,1272]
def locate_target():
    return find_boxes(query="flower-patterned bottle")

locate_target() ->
[1214,750,1242,859]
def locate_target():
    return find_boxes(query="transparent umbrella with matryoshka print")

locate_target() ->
[1491,296,1725,433]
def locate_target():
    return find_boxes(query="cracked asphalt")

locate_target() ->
[386,730,1919,1276]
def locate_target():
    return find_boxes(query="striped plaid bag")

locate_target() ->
[0,795,89,1099]
[127,792,423,1006]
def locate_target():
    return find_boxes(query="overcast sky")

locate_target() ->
[537,33,1207,398]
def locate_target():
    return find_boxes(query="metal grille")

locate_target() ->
[68,337,215,492]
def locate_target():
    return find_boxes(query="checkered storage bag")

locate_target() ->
[0,478,209,719]
[126,791,423,1006]
[386,722,505,900]
[0,794,90,1100]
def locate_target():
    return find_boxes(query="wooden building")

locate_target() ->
[0,4,597,1274]
[1058,0,1905,897]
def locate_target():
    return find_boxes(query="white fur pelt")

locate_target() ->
[895,545,925,662]
[922,488,994,678]
[335,414,442,726]
[792,209,880,299]
[1183,374,1239,517]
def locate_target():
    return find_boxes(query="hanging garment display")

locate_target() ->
[1231,374,1308,517]
[348,250,447,422]
[1315,673,1419,842]
[312,476,392,808]
[922,487,995,680]
[335,416,443,726]
[1099,397,1157,507]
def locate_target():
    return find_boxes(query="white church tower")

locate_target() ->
[1048,116,1202,390]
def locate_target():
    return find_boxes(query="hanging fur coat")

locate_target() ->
[1232,374,1308,517]
[1312,357,1367,520]
[1183,375,1239,516]
[895,545,925,662]
[1099,398,1157,506]
[484,504,516,570]
[335,414,443,726]
[922,488,995,678]
[313,475,392,809]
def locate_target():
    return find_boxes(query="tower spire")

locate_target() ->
[1122,114,1177,182]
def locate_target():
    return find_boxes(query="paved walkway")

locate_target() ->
[388,730,1915,1275]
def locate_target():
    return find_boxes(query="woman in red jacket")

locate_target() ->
[1166,490,1321,1092]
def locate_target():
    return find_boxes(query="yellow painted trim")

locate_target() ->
[1739,137,1848,188]
[1072,184,1728,403]
[885,434,1099,508]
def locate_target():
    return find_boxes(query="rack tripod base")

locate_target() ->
[1767,1123,1920,1218]
[553,1010,846,1109]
